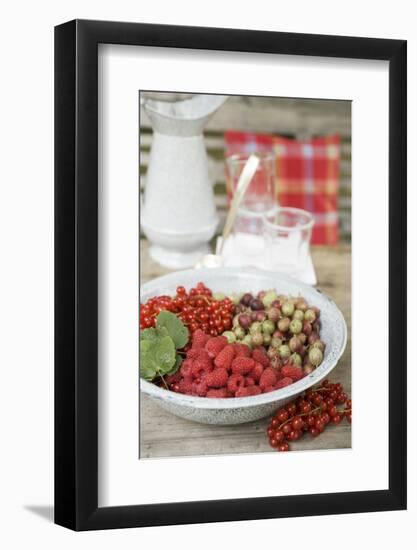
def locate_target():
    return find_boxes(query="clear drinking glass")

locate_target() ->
[226,152,276,236]
[262,207,314,276]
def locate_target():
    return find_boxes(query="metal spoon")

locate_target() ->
[195,154,260,268]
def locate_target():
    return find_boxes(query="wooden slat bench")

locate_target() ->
[139,95,351,241]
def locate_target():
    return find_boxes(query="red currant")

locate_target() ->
[276,409,289,423]
[292,417,304,431]
[309,427,320,437]
[275,430,284,443]
[286,403,297,416]
[306,415,316,427]
[331,414,341,424]
[321,413,330,425]
[328,405,338,417]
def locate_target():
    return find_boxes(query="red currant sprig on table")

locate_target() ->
[267,380,352,451]
[140,282,234,337]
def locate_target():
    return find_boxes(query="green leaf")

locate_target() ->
[140,339,158,381]
[156,311,189,349]
[156,326,169,338]
[154,336,176,374]
[139,320,182,382]
[140,339,152,353]
[140,328,158,342]
[165,354,182,376]
[140,326,169,341]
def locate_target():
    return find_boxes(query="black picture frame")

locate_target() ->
[55,19,407,531]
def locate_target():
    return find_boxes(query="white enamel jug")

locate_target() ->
[141,94,227,268]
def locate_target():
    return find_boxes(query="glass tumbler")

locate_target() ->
[262,207,314,276]
[226,152,276,236]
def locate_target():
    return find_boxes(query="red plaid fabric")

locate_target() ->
[224,131,341,245]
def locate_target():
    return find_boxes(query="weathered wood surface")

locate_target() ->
[140,240,351,459]
[140,94,352,137]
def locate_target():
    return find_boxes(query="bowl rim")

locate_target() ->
[140,267,348,410]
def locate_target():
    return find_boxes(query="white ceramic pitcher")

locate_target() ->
[140,94,228,268]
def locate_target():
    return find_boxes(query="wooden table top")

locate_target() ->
[140,241,351,458]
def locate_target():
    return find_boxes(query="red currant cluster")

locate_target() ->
[140,282,234,337]
[267,380,352,451]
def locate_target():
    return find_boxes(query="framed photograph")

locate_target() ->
[55,19,407,530]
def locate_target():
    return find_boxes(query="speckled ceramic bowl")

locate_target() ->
[140,268,347,425]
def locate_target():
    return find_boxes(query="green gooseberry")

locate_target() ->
[298,332,307,345]
[252,332,264,347]
[233,326,246,340]
[267,307,280,322]
[290,353,302,367]
[304,309,317,323]
[263,333,272,346]
[278,317,290,332]
[278,344,291,359]
[222,331,236,344]
[243,334,253,348]
[271,336,283,349]
[262,319,275,334]
[289,319,303,334]
[289,335,301,352]
[249,321,262,335]
[262,290,278,309]
[229,293,242,305]
[293,309,305,322]
[312,340,325,352]
[295,298,308,312]
[281,301,295,317]
[308,347,323,366]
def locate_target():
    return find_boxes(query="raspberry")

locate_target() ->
[191,358,213,379]
[233,343,252,357]
[251,347,270,367]
[199,351,212,365]
[263,385,277,393]
[227,373,245,394]
[187,347,210,361]
[235,387,251,397]
[214,344,235,370]
[193,380,208,397]
[178,377,194,394]
[205,336,228,358]
[186,348,200,360]
[273,367,283,381]
[231,356,255,375]
[236,386,262,397]
[275,377,294,389]
[192,329,211,349]
[205,367,229,388]
[180,359,193,377]
[245,376,255,387]
[259,367,278,390]
[166,371,181,385]
[281,365,304,381]
[207,388,229,398]
[250,362,264,383]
